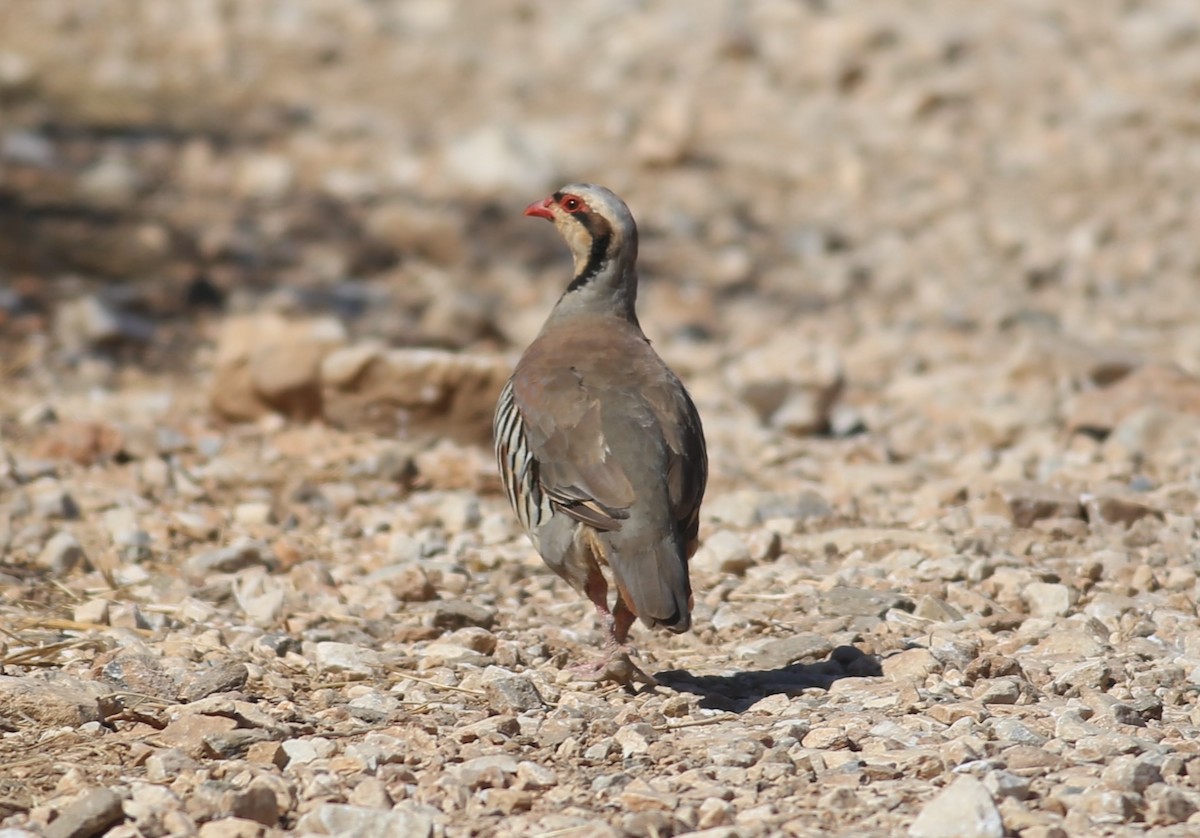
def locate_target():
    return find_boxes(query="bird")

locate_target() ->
[493,183,708,686]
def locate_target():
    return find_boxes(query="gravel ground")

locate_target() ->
[3,1,1200,836]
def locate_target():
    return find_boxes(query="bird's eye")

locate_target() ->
[561,196,582,212]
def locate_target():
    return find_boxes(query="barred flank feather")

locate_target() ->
[493,379,549,537]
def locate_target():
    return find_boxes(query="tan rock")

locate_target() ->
[43,788,126,838]
[908,775,1002,838]
[883,648,942,681]
[248,339,330,420]
[1005,334,1140,389]
[725,336,844,435]
[29,420,125,466]
[321,346,510,446]
[1081,493,1163,527]
[1103,406,1200,466]
[158,713,239,758]
[210,313,347,422]
[632,94,696,166]
[418,285,494,348]
[1003,745,1065,775]
[802,726,851,749]
[197,818,268,838]
[1068,363,1200,434]
[246,741,288,769]
[986,481,1082,528]
[1023,582,1076,618]
[926,703,986,725]
[365,201,465,266]
[210,354,266,423]
[619,777,677,812]
[0,675,103,727]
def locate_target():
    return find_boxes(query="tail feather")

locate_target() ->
[600,529,692,633]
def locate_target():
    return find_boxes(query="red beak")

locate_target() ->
[523,196,554,220]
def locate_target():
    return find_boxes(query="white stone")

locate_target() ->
[38,531,86,574]
[1023,582,1075,618]
[296,804,433,838]
[441,124,553,194]
[909,775,1003,838]
[692,530,753,575]
[234,502,274,526]
[313,642,382,677]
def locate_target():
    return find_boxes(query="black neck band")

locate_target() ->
[565,230,611,293]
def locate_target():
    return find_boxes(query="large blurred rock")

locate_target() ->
[365,201,466,267]
[233,152,294,201]
[54,294,155,353]
[1068,363,1200,435]
[1103,407,1200,469]
[632,94,697,167]
[208,313,508,444]
[440,125,553,196]
[29,420,125,466]
[985,481,1083,529]
[725,336,844,435]
[321,344,509,446]
[0,674,103,727]
[210,313,348,422]
[1004,334,1140,389]
[417,288,495,349]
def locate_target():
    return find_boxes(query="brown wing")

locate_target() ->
[644,374,707,556]
[510,364,635,532]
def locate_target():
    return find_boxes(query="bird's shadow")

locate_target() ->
[652,645,882,712]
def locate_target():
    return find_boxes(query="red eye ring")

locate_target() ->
[561,196,583,213]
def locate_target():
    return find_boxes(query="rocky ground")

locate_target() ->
[3,1,1200,836]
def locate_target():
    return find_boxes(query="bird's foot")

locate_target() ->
[570,647,658,689]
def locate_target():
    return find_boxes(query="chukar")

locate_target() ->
[494,183,707,685]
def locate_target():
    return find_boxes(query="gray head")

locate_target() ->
[524,183,640,319]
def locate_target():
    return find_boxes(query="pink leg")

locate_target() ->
[566,535,657,688]
[612,596,636,646]
[583,569,616,639]
[570,586,656,688]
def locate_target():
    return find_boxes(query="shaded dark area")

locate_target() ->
[656,645,883,712]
